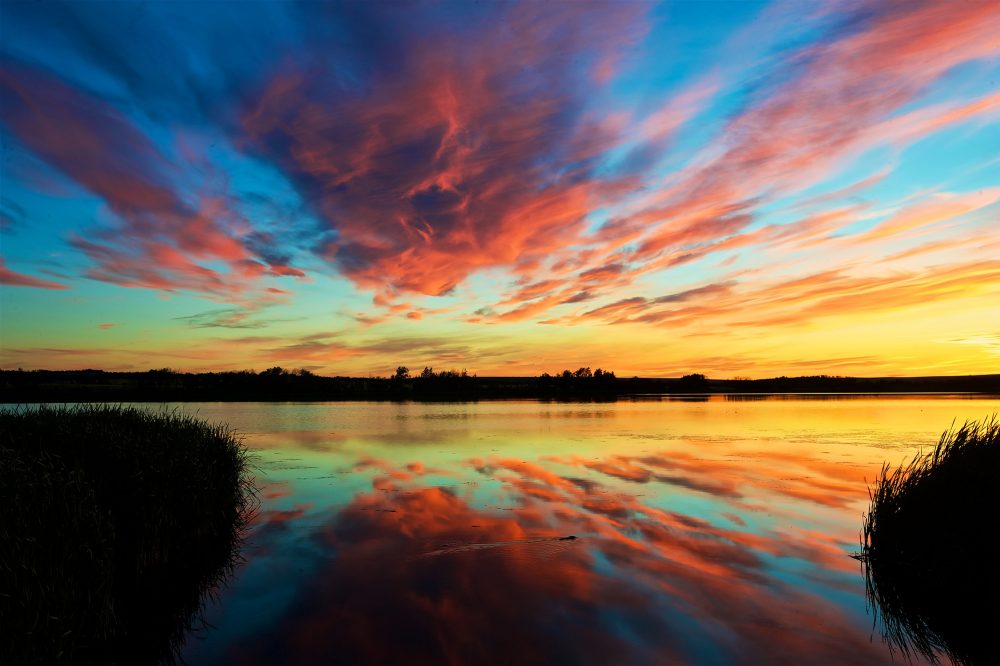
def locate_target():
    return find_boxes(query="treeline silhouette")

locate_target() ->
[2,368,998,402]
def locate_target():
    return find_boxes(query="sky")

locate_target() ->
[0,0,998,378]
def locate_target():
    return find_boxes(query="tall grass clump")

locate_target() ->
[858,417,999,665]
[0,404,256,665]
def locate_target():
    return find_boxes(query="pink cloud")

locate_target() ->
[491,0,1000,322]
[0,64,303,299]
[625,0,1000,257]
[863,188,1000,241]
[242,3,647,299]
[0,258,68,289]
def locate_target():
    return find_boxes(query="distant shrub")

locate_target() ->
[0,405,256,665]
[858,417,999,665]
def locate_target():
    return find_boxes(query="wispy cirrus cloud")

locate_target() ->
[174,306,299,330]
[241,2,647,299]
[0,60,304,299]
[453,0,1000,325]
[939,334,1000,356]
[588,2,997,259]
[542,256,1000,333]
[0,258,68,290]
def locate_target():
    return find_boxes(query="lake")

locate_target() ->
[173,396,998,665]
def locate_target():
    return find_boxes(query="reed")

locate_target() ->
[858,417,999,665]
[0,404,257,665]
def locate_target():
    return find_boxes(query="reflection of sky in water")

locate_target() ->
[177,397,997,664]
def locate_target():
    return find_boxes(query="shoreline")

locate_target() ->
[4,392,999,405]
[4,369,999,403]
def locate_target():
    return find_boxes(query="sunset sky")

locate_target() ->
[1,0,998,377]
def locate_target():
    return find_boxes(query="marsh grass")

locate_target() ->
[857,417,999,665]
[0,404,257,665]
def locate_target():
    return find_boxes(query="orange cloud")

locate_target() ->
[242,3,646,299]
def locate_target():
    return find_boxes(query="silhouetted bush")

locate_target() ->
[0,405,256,665]
[857,418,1000,665]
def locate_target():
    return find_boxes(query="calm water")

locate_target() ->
[172,396,997,665]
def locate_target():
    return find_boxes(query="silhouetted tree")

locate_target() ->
[679,373,709,391]
[594,369,616,383]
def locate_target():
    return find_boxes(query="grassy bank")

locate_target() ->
[858,418,999,665]
[0,405,256,665]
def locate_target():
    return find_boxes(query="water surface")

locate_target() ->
[175,396,998,664]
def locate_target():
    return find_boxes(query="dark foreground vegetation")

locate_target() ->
[857,418,1000,665]
[3,368,998,402]
[0,405,255,665]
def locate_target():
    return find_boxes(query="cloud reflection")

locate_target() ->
[226,446,897,664]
